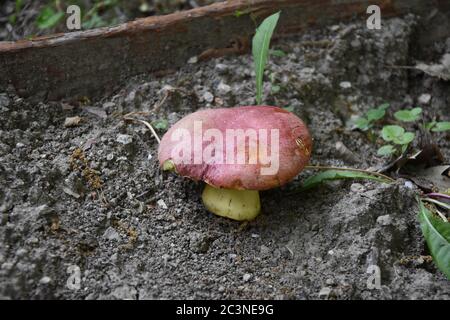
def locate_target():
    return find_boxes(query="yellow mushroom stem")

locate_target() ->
[201,184,261,221]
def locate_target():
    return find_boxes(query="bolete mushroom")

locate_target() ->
[158,106,312,221]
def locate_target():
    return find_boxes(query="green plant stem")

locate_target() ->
[304,165,395,182]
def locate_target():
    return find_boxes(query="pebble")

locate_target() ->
[350,183,365,193]
[376,214,392,226]
[116,134,133,145]
[157,199,168,209]
[188,56,198,64]
[0,94,10,108]
[215,63,229,74]
[39,276,52,285]
[203,91,214,103]
[318,287,331,298]
[217,82,231,95]
[404,180,414,189]
[63,187,81,199]
[243,274,252,282]
[339,81,352,89]
[64,116,82,128]
[103,227,121,241]
[418,93,431,105]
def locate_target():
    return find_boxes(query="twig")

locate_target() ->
[124,117,161,144]
[304,165,395,182]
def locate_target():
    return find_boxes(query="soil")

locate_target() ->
[1,15,450,299]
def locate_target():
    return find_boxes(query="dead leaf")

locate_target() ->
[411,165,450,192]
[415,53,450,81]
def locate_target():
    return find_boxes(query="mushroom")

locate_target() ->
[158,106,312,221]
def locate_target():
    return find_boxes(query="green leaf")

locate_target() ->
[425,121,437,131]
[252,12,280,105]
[394,131,415,145]
[418,199,450,280]
[152,119,168,130]
[36,6,64,29]
[270,49,286,57]
[367,103,389,122]
[302,170,391,190]
[283,106,295,112]
[394,107,422,122]
[355,117,370,131]
[377,145,395,156]
[382,125,404,142]
[431,121,450,132]
[401,143,409,153]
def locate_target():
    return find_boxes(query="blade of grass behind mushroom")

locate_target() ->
[290,166,394,192]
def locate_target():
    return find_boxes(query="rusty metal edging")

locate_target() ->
[0,0,447,101]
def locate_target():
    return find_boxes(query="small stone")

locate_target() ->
[251,233,259,238]
[243,274,252,282]
[106,153,114,161]
[188,56,198,64]
[64,116,82,127]
[318,287,331,298]
[404,180,414,189]
[376,214,392,226]
[39,276,52,285]
[217,82,231,95]
[103,227,121,241]
[339,81,352,89]
[16,248,27,257]
[16,142,25,148]
[218,285,225,292]
[215,64,229,74]
[418,93,431,105]
[203,91,214,103]
[116,134,133,145]
[325,278,335,286]
[157,199,168,209]
[63,187,81,199]
[350,183,365,193]
[329,25,340,32]
[0,94,10,108]
[147,153,153,160]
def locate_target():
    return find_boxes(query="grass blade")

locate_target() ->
[418,199,450,279]
[301,169,391,191]
[252,12,280,105]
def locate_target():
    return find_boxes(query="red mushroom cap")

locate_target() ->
[158,106,312,190]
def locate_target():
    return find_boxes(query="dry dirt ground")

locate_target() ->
[1,15,450,299]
